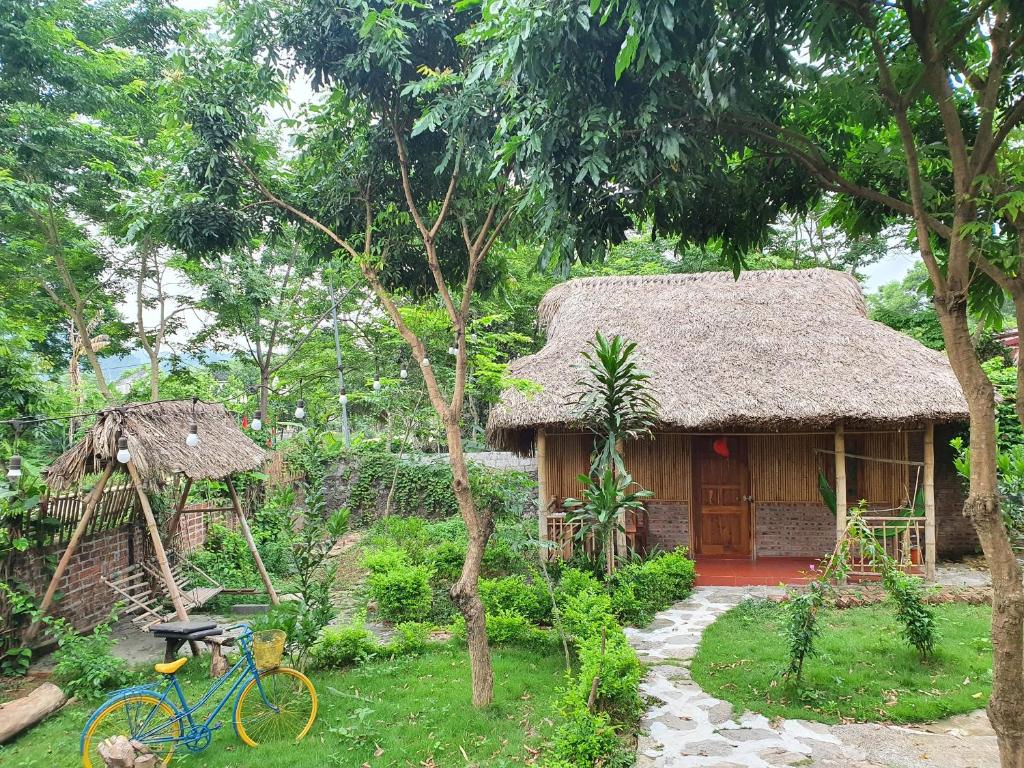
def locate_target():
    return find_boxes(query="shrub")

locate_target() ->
[561,589,617,640]
[428,540,465,582]
[545,694,633,768]
[480,574,551,625]
[313,625,378,668]
[486,610,552,648]
[575,630,643,721]
[368,564,433,622]
[51,612,132,701]
[386,622,434,656]
[609,548,696,626]
[555,567,602,605]
[883,569,936,659]
[647,548,696,600]
[362,547,410,575]
[609,560,662,625]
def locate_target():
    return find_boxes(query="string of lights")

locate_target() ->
[2,348,445,483]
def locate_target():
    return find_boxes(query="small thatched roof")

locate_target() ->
[46,400,267,491]
[487,269,969,454]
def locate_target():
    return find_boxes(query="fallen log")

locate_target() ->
[0,682,68,743]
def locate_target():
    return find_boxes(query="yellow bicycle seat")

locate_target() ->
[154,657,188,675]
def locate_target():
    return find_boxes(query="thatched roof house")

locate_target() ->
[488,269,968,452]
[46,400,267,491]
[488,269,974,580]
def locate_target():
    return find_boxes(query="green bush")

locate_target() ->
[486,610,552,648]
[575,630,643,720]
[428,540,465,582]
[385,621,435,656]
[313,624,378,668]
[609,548,696,626]
[362,547,410,574]
[554,567,603,605]
[544,695,633,768]
[480,574,551,625]
[189,523,259,588]
[560,589,617,640]
[647,548,697,600]
[51,613,132,701]
[368,564,433,623]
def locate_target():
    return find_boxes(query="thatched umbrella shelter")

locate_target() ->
[487,269,971,579]
[30,400,278,640]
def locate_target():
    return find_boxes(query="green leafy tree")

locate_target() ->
[164,0,523,707]
[489,2,1024,759]
[867,264,946,351]
[0,0,192,400]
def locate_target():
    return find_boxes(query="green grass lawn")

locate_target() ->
[691,599,993,724]
[0,644,564,768]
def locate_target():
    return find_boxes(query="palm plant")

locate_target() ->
[565,466,652,576]
[571,333,658,473]
[565,332,659,575]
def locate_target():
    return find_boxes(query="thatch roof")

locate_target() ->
[487,269,969,453]
[46,400,267,490]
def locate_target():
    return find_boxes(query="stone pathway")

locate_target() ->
[625,586,998,768]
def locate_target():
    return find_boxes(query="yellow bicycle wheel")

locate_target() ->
[81,694,182,768]
[234,667,318,747]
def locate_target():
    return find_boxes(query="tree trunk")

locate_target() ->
[148,347,160,401]
[0,683,67,743]
[936,296,1024,766]
[259,369,270,424]
[445,421,494,708]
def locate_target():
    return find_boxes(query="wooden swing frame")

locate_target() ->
[25,463,279,646]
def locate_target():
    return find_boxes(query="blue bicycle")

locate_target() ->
[80,623,317,766]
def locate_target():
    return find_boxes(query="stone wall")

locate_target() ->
[934,424,977,558]
[755,502,835,558]
[645,502,690,551]
[408,451,538,476]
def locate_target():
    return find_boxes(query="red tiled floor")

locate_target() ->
[694,556,820,586]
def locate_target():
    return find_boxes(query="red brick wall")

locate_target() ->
[10,523,149,634]
[755,502,835,558]
[645,502,690,551]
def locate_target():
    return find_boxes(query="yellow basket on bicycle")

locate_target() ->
[252,630,286,670]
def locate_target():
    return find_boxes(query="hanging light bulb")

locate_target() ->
[399,367,408,380]
[116,436,131,464]
[294,399,305,420]
[185,422,200,448]
[7,455,22,481]
[372,377,381,392]
[421,357,430,367]
[447,345,458,356]
[251,413,263,431]
[339,390,348,405]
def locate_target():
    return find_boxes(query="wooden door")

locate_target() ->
[694,436,750,556]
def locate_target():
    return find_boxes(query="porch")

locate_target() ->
[537,423,938,580]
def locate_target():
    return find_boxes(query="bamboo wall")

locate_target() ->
[542,430,910,507]
[542,432,593,503]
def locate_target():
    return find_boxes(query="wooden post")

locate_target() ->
[24,463,115,642]
[165,476,193,540]
[127,461,191,625]
[226,477,279,605]
[536,429,549,561]
[613,438,627,561]
[834,424,847,580]
[924,421,937,581]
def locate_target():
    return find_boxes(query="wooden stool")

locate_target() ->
[203,635,235,678]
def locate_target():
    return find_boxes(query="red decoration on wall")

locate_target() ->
[712,436,730,458]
